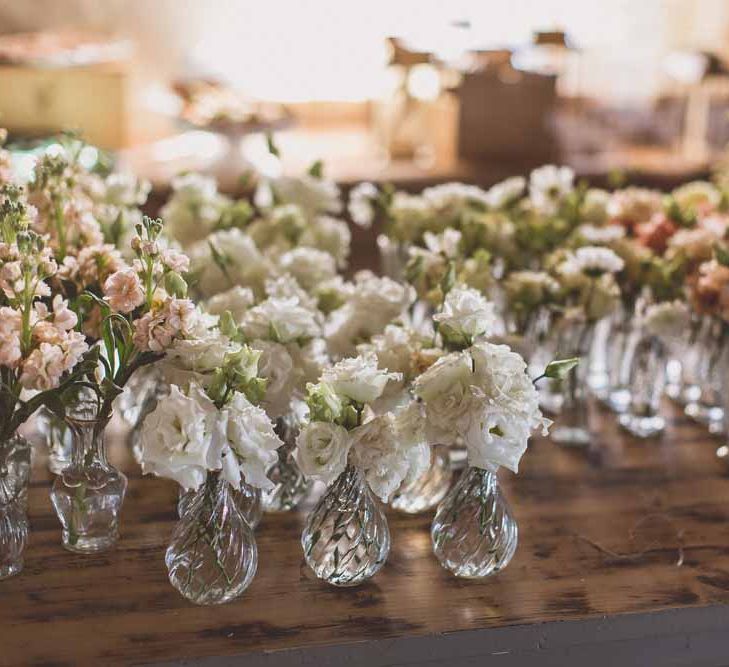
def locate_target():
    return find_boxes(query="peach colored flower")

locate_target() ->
[161,248,190,273]
[104,267,145,313]
[19,342,65,390]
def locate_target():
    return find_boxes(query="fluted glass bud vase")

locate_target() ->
[619,335,667,438]
[166,472,257,605]
[0,433,30,579]
[302,465,390,587]
[178,477,262,529]
[50,401,127,553]
[391,445,452,514]
[431,466,518,578]
[262,418,311,512]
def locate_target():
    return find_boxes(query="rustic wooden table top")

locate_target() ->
[3,400,729,667]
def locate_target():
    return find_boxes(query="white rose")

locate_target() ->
[321,353,400,404]
[295,421,352,485]
[412,350,474,446]
[139,384,223,490]
[220,392,282,490]
[434,285,498,343]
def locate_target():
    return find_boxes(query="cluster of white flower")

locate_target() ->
[295,353,428,500]
[140,381,282,492]
[413,342,549,473]
[325,271,415,358]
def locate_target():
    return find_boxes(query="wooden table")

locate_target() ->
[3,401,729,667]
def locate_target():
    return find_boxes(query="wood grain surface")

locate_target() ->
[3,400,729,666]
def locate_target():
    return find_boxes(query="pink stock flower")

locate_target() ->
[104,267,145,313]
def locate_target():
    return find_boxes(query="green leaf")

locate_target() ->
[715,244,729,267]
[308,160,324,179]
[266,132,280,158]
[543,357,580,381]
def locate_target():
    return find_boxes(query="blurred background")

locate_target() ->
[1,0,728,192]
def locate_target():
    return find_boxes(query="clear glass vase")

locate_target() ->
[685,318,728,434]
[262,418,311,512]
[390,445,452,514]
[178,477,262,529]
[117,365,163,427]
[166,472,257,605]
[50,401,128,553]
[301,465,390,587]
[431,466,518,578]
[36,408,73,475]
[602,302,639,413]
[618,335,667,438]
[0,433,30,579]
[550,320,595,446]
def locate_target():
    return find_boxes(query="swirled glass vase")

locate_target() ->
[166,472,257,605]
[301,465,390,587]
[262,418,311,512]
[390,445,452,514]
[0,433,30,579]
[178,477,262,529]
[431,466,518,578]
[50,401,127,553]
